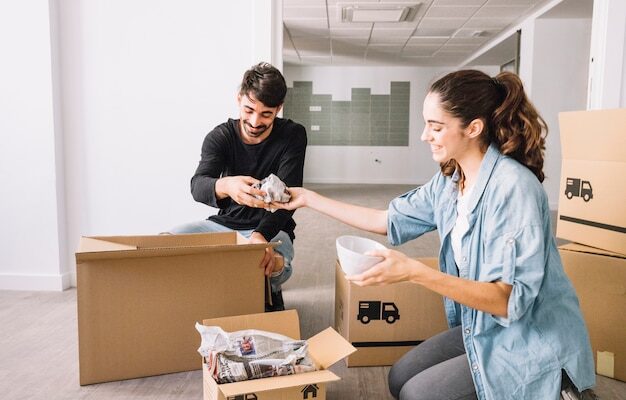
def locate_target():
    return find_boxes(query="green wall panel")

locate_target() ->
[283,81,410,146]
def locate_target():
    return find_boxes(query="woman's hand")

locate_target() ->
[350,250,514,318]
[347,249,427,286]
[271,187,308,210]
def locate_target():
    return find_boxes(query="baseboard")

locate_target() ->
[0,271,72,291]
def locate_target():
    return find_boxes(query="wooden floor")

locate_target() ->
[0,184,623,399]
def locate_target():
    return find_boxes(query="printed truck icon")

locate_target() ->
[357,301,400,324]
[565,177,593,202]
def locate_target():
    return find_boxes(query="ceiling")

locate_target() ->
[282,0,590,67]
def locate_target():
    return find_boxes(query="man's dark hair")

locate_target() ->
[239,62,287,107]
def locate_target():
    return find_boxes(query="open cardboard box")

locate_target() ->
[201,310,356,400]
[76,231,275,385]
[557,109,626,255]
[335,257,448,367]
[560,243,626,382]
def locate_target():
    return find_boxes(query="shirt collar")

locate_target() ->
[466,143,501,213]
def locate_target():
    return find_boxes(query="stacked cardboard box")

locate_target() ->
[557,109,626,382]
[335,257,448,367]
[76,232,271,385]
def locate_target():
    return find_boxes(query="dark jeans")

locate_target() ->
[388,326,477,400]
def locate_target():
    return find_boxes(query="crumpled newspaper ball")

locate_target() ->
[252,174,291,212]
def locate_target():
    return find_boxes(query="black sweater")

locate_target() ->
[190,118,307,241]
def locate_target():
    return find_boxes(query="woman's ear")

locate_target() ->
[465,119,484,139]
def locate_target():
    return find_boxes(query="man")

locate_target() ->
[170,62,307,312]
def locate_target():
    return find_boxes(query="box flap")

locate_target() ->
[308,327,357,369]
[559,243,626,259]
[202,309,300,340]
[218,370,339,397]
[76,232,278,263]
[559,109,626,162]
[93,231,239,248]
[77,237,137,253]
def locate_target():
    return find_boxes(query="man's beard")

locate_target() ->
[243,121,271,137]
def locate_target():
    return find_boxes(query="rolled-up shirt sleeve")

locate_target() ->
[387,173,440,246]
[482,225,547,327]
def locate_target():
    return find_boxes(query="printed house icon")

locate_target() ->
[301,384,319,399]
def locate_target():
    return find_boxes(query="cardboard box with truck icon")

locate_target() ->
[557,109,626,255]
[335,257,448,367]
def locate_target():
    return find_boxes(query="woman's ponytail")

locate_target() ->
[492,71,547,182]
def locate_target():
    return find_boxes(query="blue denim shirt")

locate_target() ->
[388,144,595,400]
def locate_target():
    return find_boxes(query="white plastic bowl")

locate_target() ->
[336,235,386,276]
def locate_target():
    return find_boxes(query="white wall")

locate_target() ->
[60,0,278,287]
[0,0,68,290]
[530,18,592,208]
[1,0,278,290]
[588,0,626,109]
[284,65,498,185]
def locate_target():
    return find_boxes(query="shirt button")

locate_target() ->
[507,238,514,245]
[472,364,479,371]
[462,256,467,262]
[464,328,470,335]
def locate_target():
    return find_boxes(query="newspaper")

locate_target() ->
[196,323,316,384]
[252,174,291,212]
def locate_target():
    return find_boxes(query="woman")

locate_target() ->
[273,70,596,400]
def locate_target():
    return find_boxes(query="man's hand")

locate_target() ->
[249,232,275,276]
[216,176,267,208]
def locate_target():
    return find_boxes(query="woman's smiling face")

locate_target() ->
[420,91,475,164]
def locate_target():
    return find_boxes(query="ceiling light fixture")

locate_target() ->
[412,27,456,38]
[453,29,493,38]
[341,3,420,23]
[471,30,489,38]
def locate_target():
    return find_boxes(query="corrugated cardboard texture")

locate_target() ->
[307,327,357,369]
[335,258,448,367]
[204,370,329,400]
[218,371,335,398]
[76,232,267,385]
[560,245,626,382]
[200,311,352,400]
[557,109,626,255]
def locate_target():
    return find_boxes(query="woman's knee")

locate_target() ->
[388,362,407,399]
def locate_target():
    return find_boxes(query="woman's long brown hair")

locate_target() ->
[429,70,547,186]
